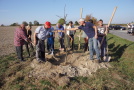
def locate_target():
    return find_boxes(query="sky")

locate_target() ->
[0,0,134,25]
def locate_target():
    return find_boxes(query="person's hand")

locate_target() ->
[95,35,98,39]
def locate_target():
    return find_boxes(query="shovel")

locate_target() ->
[99,36,111,62]
[102,6,117,62]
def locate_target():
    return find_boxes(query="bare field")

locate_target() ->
[0,26,38,56]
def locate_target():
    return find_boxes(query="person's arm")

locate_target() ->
[34,32,37,45]
[33,27,40,45]
[93,25,98,39]
[20,30,31,43]
[66,27,79,31]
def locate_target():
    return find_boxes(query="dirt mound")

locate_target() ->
[29,52,111,86]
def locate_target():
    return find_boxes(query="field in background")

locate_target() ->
[0,26,134,89]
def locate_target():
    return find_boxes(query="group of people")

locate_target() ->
[14,18,108,63]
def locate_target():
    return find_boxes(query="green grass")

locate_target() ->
[0,32,134,89]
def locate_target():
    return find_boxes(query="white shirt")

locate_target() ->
[67,25,75,35]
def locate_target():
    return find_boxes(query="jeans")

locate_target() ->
[15,46,23,61]
[47,38,54,52]
[88,37,100,60]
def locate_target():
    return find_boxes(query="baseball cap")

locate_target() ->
[45,21,51,28]
[79,18,85,22]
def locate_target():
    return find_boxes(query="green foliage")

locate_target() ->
[34,20,39,26]
[57,18,65,25]
[75,21,79,25]
[1,24,4,26]
[10,23,18,26]
[22,21,28,26]
[29,22,33,26]
[85,14,98,25]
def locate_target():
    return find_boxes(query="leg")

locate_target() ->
[88,38,94,60]
[36,40,41,61]
[40,40,45,61]
[71,35,74,50]
[25,42,30,57]
[61,37,64,49]
[16,46,23,61]
[93,37,100,60]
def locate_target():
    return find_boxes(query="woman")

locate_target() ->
[26,25,34,55]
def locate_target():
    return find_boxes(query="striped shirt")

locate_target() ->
[14,27,27,46]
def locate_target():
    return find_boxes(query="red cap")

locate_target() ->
[45,21,51,28]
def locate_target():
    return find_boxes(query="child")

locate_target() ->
[47,30,55,55]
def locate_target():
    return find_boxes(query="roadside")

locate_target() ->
[109,30,134,42]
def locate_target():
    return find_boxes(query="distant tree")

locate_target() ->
[29,22,33,26]
[75,21,79,25]
[57,18,65,25]
[34,20,39,26]
[1,24,4,26]
[10,23,18,26]
[22,21,28,26]
[85,15,98,25]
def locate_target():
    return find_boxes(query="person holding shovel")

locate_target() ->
[26,25,35,56]
[66,18,100,63]
[21,24,31,57]
[97,19,108,61]
[34,21,53,62]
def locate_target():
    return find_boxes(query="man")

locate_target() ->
[14,25,29,61]
[67,21,75,50]
[56,23,65,51]
[67,18,100,62]
[97,19,108,60]
[34,21,53,62]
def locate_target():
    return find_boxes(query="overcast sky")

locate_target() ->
[0,0,134,25]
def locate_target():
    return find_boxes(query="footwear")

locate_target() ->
[50,52,54,55]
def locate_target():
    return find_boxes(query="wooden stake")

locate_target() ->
[78,8,83,50]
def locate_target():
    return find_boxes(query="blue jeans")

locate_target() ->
[88,37,100,60]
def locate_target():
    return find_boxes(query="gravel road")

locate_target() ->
[109,30,134,42]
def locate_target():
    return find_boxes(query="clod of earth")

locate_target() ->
[29,53,112,86]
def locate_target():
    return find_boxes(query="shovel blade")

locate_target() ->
[104,56,111,62]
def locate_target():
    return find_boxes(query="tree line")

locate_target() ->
[10,20,40,26]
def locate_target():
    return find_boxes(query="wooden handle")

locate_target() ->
[108,7,118,27]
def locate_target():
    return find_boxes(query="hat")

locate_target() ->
[79,18,85,22]
[45,21,51,28]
